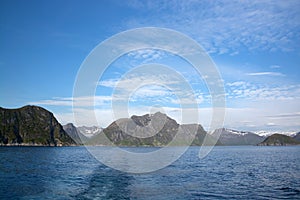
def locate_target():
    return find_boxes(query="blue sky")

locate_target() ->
[1,0,299,132]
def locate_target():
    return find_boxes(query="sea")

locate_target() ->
[0,146,299,199]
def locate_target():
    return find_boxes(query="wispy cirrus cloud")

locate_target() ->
[127,49,166,63]
[226,81,300,101]
[123,0,300,54]
[270,65,281,69]
[245,72,285,76]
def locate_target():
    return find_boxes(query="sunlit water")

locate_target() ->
[0,146,299,199]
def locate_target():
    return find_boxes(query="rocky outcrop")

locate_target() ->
[0,105,76,146]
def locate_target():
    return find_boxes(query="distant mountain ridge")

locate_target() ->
[1,105,299,147]
[258,134,300,146]
[212,128,265,145]
[0,105,75,146]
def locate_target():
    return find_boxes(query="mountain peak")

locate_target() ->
[130,112,169,127]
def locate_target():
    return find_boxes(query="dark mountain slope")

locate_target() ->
[0,105,75,146]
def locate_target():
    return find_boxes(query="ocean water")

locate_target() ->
[0,146,299,200]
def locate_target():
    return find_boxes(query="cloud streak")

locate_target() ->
[29,96,112,107]
[245,72,285,76]
[267,112,300,119]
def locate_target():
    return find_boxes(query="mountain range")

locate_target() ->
[1,105,299,146]
[85,112,220,146]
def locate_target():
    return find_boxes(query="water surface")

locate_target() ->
[0,146,299,199]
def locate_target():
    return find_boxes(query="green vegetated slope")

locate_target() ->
[0,105,75,146]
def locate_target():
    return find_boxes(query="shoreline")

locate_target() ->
[0,143,79,147]
[1,144,299,147]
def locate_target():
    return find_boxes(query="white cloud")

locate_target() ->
[266,122,276,126]
[29,98,73,106]
[226,81,248,87]
[130,85,171,99]
[29,96,112,107]
[98,79,119,88]
[54,108,114,127]
[127,49,166,63]
[270,65,281,69]
[245,72,285,76]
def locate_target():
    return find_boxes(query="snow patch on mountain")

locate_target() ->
[255,131,297,137]
[211,128,265,145]
[77,126,103,138]
[223,128,252,136]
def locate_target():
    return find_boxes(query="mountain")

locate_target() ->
[258,134,300,146]
[63,123,88,144]
[212,128,265,145]
[88,112,220,146]
[77,126,102,138]
[293,132,300,142]
[0,105,76,146]
[255,130,296,137]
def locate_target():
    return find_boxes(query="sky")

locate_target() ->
[0,0,300,133]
